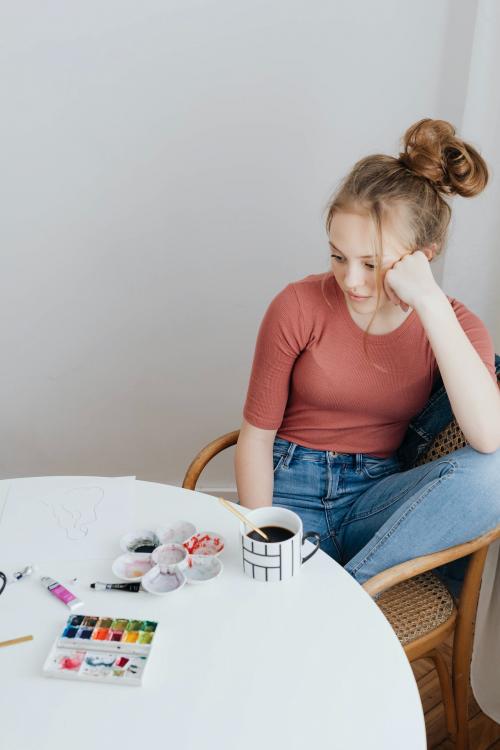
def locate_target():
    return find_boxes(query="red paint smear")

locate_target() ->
[61,656,82,670]
[183,533,223,555]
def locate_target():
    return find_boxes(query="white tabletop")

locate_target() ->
[0,479,426,750]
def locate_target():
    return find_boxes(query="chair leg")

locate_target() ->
[453,637,471,750]
[428,648,456,738]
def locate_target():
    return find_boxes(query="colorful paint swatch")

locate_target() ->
[76,627,93,639]
[123,631,138,643]
[110,619,128,631]
[57,651,85,671]
[125,620,142,631]
[61,616,157,646]
[91,628,109,641]
[97,617,113,629]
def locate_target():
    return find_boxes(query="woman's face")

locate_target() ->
[328,210,408,316]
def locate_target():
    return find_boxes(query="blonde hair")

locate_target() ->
[322,118,489,357]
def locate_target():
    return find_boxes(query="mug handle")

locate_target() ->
[302,531,321,563]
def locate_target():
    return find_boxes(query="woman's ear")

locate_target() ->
[421,242,438,261]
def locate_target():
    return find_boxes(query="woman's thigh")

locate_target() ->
[340,446,500,584]
[272,441,341,562]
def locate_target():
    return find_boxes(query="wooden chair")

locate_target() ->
[182,424,500,750]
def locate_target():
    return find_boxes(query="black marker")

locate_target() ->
[90,581,141,592]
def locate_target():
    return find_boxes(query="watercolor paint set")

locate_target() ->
[43,614,158,685]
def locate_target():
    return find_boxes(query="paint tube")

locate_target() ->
[41,576,83,610]
[90,581,141,592]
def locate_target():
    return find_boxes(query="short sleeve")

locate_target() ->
[450,298,496,382]
[243,284,306,429]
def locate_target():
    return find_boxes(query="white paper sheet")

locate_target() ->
[0,476,136,563]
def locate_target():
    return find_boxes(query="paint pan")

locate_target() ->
[141,565,185,596]
[152,543,188,572]
[91,627,109,641]
[119,529,159,554]
[156,520,196,545]
[76,627,93,640]
[112,553,154,582]
[62,626,79,639]
[183,532,225,556]
[82,616,98,627]
[184,555,223,584]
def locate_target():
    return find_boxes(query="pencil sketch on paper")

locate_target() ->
[41,486,105,541]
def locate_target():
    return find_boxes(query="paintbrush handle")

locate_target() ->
[0,635,33,648]
[218,497,269,541]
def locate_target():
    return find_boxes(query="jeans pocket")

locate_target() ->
[273,453,286,474]
[361,456,401,480]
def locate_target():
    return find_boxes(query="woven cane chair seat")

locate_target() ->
[414,418,467,466]
[377,571,456,646]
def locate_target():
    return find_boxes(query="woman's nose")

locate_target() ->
[344,264,367,288]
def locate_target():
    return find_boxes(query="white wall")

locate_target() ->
[0,0,488,491]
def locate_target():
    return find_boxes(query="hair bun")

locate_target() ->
[398,118,488,197]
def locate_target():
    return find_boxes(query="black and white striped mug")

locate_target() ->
[240,507,320,583]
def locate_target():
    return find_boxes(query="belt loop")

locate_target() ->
[283,441,297,468]
[356,453,363,472]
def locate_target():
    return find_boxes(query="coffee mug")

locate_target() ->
[240,506,320,583]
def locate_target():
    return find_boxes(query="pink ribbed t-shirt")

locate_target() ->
[243,273,495,457]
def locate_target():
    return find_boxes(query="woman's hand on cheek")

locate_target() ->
[383,269,410,312]
[383,249,440,312]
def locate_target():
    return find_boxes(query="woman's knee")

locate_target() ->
[466,445,499,480]
[449,445,499,476]
[455,446,500,523]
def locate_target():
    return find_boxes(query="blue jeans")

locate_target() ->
[272,438,500,594]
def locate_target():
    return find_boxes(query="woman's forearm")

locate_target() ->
[416,289,500,453]
[234,423,275,508]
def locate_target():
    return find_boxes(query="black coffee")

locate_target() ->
[247,525,294,543]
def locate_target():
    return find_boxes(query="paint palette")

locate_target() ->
[112,521,225,590]
[43,615,158,686]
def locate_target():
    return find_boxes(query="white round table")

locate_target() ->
[0,479,426,750]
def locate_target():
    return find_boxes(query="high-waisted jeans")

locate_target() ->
[272,437,500,594]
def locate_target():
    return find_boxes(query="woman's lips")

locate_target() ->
[347,292,370,300]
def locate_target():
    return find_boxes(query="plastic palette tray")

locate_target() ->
[42,614,158,686]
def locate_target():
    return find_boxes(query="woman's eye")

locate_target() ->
[330,253,376,271]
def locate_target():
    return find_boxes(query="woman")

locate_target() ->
[235,118,500,587]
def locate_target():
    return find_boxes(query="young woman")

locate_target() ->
[235,118,500,587]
